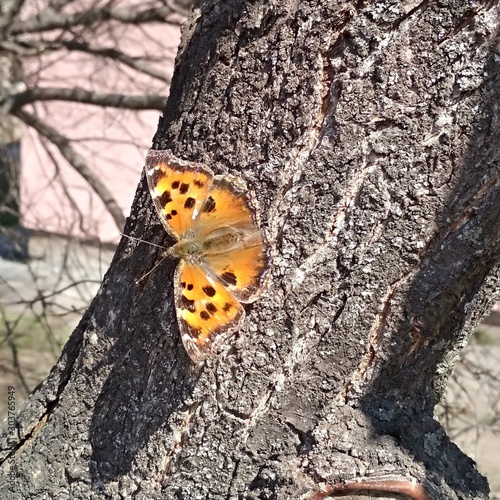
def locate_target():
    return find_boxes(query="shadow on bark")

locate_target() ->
[88,214,204,483]
[87,2,252,485]
[359,46,500,497]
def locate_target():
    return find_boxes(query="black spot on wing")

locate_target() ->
[223,302,232,312]
[180,295,196,313]
[158,190,172,207]
[202,285,216,297]
[165,208,177,219]
[194,179,205,188]
[200,311,210,321]
[202,196,216,213]
[184,197,196,209]
[171,181,180,189]
[221,271,237,286]
[187,283,194,291]
[180,183,189,194]
[206,302,217,314]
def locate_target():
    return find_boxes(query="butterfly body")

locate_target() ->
[145,149,269,363]
[166,225,252,260]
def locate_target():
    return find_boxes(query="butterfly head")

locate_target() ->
[165,239,203,260]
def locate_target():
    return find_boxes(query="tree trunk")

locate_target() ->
[2,1,499,499]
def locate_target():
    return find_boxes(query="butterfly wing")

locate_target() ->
[145,149,213,240]
[195,176,270,303]
[201,233,269,303]
[174,260,245,363]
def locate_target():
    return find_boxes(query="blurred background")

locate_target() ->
[0,0,498,495]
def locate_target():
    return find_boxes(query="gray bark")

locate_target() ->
[2,1,500,499]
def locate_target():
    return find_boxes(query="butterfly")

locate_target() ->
[145,149,270,363]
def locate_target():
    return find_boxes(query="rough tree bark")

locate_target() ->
[1,1,499,499]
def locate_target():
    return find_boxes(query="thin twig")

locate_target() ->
[0,305,31,394]
[39,135,88,235]
[0,39,172,83]
[57,40,171,83]
[11,4,182,35]
[7,87,166,111]
[0,0,26,37]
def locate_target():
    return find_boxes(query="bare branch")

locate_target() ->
[58,40,172,83]
[7,87,166,111]
[0,39,172,83]
[0,305,31,395]
[162,0,191,18]
[13,109,126,231]
[11,4,182,35]
[0,0,26,37]
[0,40,41,56]
[40,135,88,235]
[47,0,78,12]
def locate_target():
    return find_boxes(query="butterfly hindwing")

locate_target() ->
[145,149,213,239]
[174,260,245,363]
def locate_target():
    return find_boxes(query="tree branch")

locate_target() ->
[10,4,182,35]
[0,40,41,56]
[163,0,191,18]
[0,0,26,37]
[47,0,78,12]
[13,109,126,231]
[56,40,172,84]
[0,38,172,83]
[7,87,166,111]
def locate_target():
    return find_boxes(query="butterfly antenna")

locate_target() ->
[121,233,170,284]
[120,232,168,251]
[135,256,168,285]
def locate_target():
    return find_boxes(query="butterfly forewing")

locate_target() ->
[145,149,213,239]
[196,176,270,302]
[193,176,258,238]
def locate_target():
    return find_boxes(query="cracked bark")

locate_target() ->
[1,1,499,499]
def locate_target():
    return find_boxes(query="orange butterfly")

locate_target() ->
[145,149,270,363]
